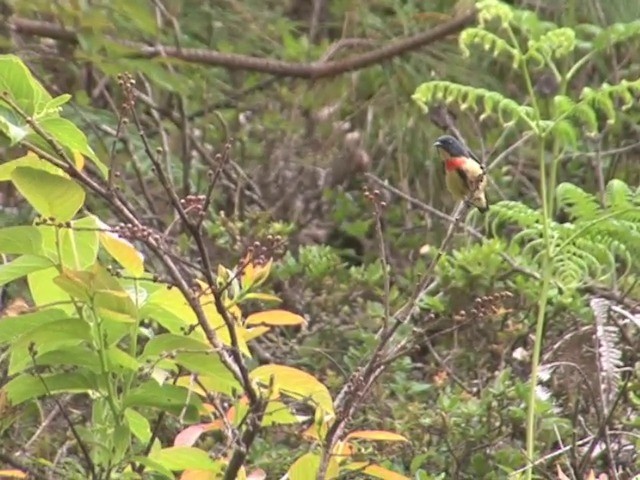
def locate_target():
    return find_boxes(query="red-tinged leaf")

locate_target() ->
[345,462,410,480]
[245,309,306,327]
[345,430,409,442]
[174,422,225,447]
[302,424,320,441]
[556,465,571,480]
[331,440,355,459]
[247,468,267,480]
[250,364,334,415]
[241,256,272,288]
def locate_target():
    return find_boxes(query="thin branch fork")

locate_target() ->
[8,11,476,79]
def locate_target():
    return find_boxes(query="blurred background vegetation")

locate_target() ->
[1,0,639,478]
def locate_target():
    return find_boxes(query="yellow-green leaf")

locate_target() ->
[344,462,410,480]
[95,290,137,323]
[28,266,73,310]
[195,302,251,357]
[244,326,271,341]
[287,453,319,480]
[242,292,281,303]
[58,216,100,270]
[245,309,305,327]
[250,364,334,415]
[97,218,145,276]
[345,430,409,442]
[11,167,84,221]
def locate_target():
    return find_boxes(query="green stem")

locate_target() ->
[508,25,554,479]
[124,280,142,397]
[564,52,595,90]
[524,139,553,479]
[92,302,121,421]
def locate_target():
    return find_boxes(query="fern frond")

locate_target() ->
[580,78,640,124]
[606,178,636,208]
[412,82,535,127]
[593,19,640,50]
[511,9,557,39]
[526,28,577,65]
[590,297,623,412]
[476,0,514,28]
[490,179,640,288]
[548,120,579,149]
[551,95,598,134]
[459,29,521,67]
[556,182,602,220]
[489,200,542,231]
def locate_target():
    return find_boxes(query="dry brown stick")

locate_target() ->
[8,11,476,79]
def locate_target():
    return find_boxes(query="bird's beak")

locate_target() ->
[433,140,442,148]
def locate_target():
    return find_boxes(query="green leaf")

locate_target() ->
[142,334,211,358]
[148,446,222,472]
[125,408,152,443]
[31,345,101,373]
[9,317,91,374]
[45,94,72,112]
[140,286,196,333]
[0,255,53,286]
[0,152,68,181]
[124,381,202,421]
[11,167,85,221]
[262,400,303,426]
[36,117,107,177]
[0,226,43,255]
[0,308,70,345]
[58,216,100,270]
[129,456,173,479]
[106,346,140,371]
[95,290,138,323]
[4,371,101,405]
[0,54,52,117]
[112,1,158,36]
[174,352,241,396]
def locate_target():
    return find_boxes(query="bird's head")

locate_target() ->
[433,135,466,158]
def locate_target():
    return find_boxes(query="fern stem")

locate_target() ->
[509,23,553,478]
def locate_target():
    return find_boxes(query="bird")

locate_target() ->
[433,135,489,213]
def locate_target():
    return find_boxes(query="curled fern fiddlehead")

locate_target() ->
[412,82,535,127]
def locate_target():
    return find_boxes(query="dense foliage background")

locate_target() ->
[0,0,639,479]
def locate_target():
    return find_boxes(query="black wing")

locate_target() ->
[464,144,486,172]
[455,166,473,191]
